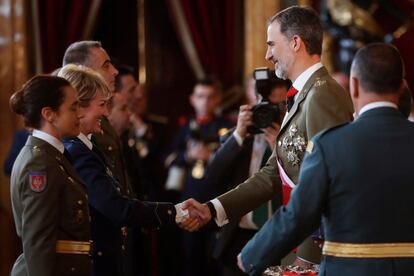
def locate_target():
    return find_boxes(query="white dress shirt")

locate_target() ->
[32,129,64,154]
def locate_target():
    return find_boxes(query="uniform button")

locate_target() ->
[97,251,103,256]
[116,187,121,192]
[108,146,113,151]
[77,200,83,205]
[167,210,172,215]
[122,245,126,250]
[278,141,282,147]
[71,267,76,272]
[85,194,88,200]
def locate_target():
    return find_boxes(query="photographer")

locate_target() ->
[207,70,290,276]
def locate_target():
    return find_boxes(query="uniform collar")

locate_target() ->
[32,129,64,153]
[77,132,93,150]
[358,101,398,117]
[291,62,323,94]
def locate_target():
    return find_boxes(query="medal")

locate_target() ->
[128,138,135,148]
[135,141,149,157]
[191,160,205,179]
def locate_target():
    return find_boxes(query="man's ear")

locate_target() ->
[398,79,410,97]
[41,107,55,123]
[292,35,301,52]
[189,94,195,106]
[350,76,359,99]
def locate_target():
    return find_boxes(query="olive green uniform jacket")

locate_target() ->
[11,136,91,276]
[217,66,354,262]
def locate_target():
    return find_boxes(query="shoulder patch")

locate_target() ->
[29,172,47,192]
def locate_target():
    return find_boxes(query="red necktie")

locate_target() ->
[286,86,298,112]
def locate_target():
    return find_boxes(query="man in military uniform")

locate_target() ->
[179,5,354,270]
[239,43,414,276]
[116,65,168,201]
[166,76,233,276]
[62,41,137,276]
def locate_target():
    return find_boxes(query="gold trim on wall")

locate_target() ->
[0,1,28,274]
[244,0,281,78]
[138,0,146,84]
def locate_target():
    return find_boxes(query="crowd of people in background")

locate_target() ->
[5,5,414,276]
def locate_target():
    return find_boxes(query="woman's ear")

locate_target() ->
[41,107,55,123]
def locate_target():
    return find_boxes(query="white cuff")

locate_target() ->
[211,198,229,227]
[174,202,189,223]
[233,132,244,146]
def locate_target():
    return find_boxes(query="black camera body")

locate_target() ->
[248,67,286,134]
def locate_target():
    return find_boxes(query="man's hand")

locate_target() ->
[235,104,253,139]
[178,198,212,232]
[237,253,246,273]
[262,122,280,151]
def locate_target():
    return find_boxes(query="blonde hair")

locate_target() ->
[58,64,111,106]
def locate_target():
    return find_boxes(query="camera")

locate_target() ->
[247,67,289,134]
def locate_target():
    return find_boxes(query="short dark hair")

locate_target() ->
[115,64,136,92]
[10,75,71,129]
[62,41,102,66]
[269,6,323,55]
[195,75,223,93]
[351,43,403,94]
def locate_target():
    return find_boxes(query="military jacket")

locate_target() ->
[10,136,91,276]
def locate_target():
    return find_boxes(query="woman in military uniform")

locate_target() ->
[9,75,92,276]
[59,65,178,276]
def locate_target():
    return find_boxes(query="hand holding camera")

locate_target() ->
[262,122,281,151]
[235,104,254,139]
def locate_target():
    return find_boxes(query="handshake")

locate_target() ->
[174,198,214,232]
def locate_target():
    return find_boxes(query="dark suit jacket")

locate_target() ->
[241,107,414,276]
[207,129,254,258]
[121,115,167,201]
[11,136,91,276]
[64,137,176,276]
[167,116,233,202]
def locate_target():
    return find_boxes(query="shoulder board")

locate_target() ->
[31,145,45,156]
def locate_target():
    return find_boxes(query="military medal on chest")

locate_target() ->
[280,123,307,166]
[191,160,205,179]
